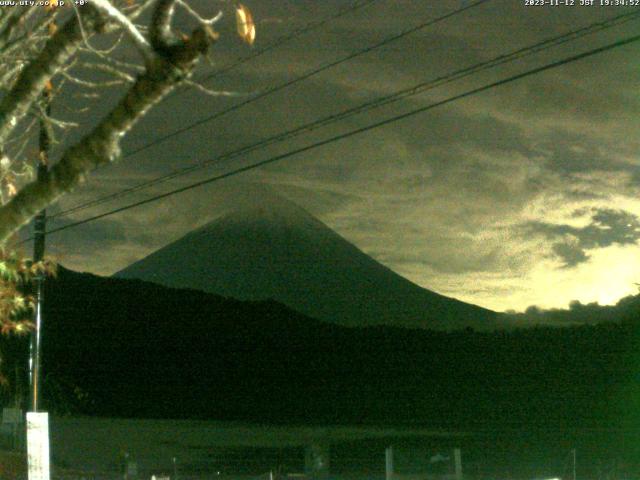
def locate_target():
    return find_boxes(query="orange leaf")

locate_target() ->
[235,3,255,46]
[6,182,16,198]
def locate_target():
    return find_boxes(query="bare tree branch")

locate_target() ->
[176,1,223,27]
[90,0,154,61]
[126,0,160,21]
[0,6,36,50]
[0,19,215,243]
[80,62,139,82]
[60,70,129,89]
[3,8,56,49]
[149,0,177,51]
[0,7,107,148]
[181,79,242,97]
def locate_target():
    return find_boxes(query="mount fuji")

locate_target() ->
[115,189,502,330]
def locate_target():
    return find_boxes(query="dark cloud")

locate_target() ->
[524,208,640,267]
[506,74,637,126]
[46,217,132,270]
[551,242,590,268]
[564,189,607,201]
[50,217,129,249]
[534,130,631,176]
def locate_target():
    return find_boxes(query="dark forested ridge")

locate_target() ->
[2,267,637,435]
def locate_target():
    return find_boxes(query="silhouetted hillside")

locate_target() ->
[0,267,634,432]
[506,295,640,326]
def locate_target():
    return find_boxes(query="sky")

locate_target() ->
[36,0,640,313]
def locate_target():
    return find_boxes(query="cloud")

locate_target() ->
[551,241,590,269]
[41,0,640,314]
[523,208,640,267]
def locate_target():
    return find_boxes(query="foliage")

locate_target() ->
[0,247,56,330]
[0,247,55,393]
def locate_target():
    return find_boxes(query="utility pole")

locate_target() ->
[25,16,54,480]
[29,86,50,413]
[25,88,52,480]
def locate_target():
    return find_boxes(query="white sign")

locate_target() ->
[26,412,50,480]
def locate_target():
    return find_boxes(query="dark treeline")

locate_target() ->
[1,268,638,441]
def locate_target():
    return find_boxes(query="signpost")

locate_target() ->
[26,412,50,480]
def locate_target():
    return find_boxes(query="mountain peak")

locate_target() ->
[208,188,324,231]
[116,187,500,331]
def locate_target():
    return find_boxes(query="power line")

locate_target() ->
[66,1,381,170]
[50,9,640,220]
[122,0,492,159]
[48,0,493,219]
[36,31,640,240]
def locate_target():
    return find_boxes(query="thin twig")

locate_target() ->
[90,0,154,61]
[176,1,223,26]
[60,70,128,88]
[181,79,243,97]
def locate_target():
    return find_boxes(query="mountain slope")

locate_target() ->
[116,192,500,331]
